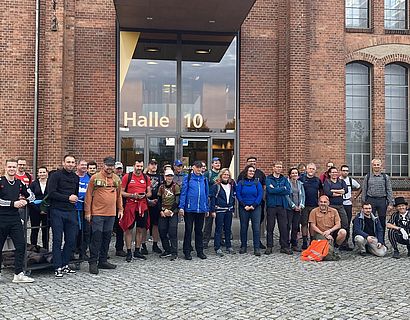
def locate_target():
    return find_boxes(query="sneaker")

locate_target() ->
[133,250,147,260]
[226,247,236,254]
[141,244,148,255]
[115,250,127,257]
[254,249,261,257]
[12,272,35,283]
[259,242,266,250]
[216,249,224,257]
[126,252,132,263]
[98,261,117,269]
[239,247,247,254]
[264,247,272,255]
[152,243,163,254]
[89,263,99,275]
[55,268,63,278]
[393,250,400,259]
[280,248,293,255]
[170,254,178,261]
[197,252,207,259]
[62,265,76,274]
[160,252,172,258]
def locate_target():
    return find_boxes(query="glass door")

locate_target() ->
[212,138,235,173]
[148,136,176,173]
[181,138,209,170]
[121,137,145,173]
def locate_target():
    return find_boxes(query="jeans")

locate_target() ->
[183,212,205,255]
[239,206,261,250]
[158,214,178,255]
[214,210,233,250]
[266,207,289,249]
[287,209,301,247]
[367,197,388,241]
[0,217,25,274]
[51,208,79,269]
[89,216,115,264]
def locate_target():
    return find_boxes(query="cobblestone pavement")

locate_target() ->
[1,225,410,319]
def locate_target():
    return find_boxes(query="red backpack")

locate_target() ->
[301,240,330,262]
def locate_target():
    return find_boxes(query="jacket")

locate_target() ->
[236,178,263,207]
[209,181,236,214]
[179,173,209,213]
[352,212,384,244]
[265,174,291,208]
[47,168,80,211]
[286,179,305,210]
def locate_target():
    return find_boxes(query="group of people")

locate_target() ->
[1,155,410,284]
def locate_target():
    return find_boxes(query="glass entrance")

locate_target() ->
[182,139,208,169]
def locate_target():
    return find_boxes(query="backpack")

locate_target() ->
[122,172,149,207]
[301,240,330,262]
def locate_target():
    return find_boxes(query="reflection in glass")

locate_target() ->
[121,137,145,172]
[345,0,369,28]
[385,64,408,177]
[212,139,234,170]
[149,137,175,173]
[385,0,407,30]
[345,63,371,176]
[182,140,208,170]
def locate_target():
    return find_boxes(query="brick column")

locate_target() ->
[372,63,385,160]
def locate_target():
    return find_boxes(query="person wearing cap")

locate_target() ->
[114,161,124,177]
[173,160,186,187]
[179,160,209,260]
[387,197,410,259]
[84,157,123,274]
[203,157,222,249]
[141,159,163,255]
[113,161,126,257]
[157,168,181,260]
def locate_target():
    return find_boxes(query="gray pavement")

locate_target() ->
[1,220,410,319]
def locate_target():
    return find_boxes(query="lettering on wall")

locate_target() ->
[123,112,205,129]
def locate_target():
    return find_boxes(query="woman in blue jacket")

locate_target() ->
[236,165,263,256]
[209,168,236,256]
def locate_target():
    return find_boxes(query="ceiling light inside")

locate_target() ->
[195,49,211,54]
[145,47,160,53]
[146,16,153,20]
[209,20,216,23]
[147,61,158,65]
[191,63,202,67]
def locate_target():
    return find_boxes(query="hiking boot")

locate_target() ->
[264,247,272,255]
[254,249,261,257]
[126,252,132,262]
[216,249,224,257]
[89,263,99,275]
[160,252,172,258]
[197,252,207,259]
[54,268,64,278]
[141,244,148,255]
[62,265,76,274]
[98,261,117,269]
[292,246,301,252]
[393,250,400,259]
[280,248,293,255]
[170,254,178,261]
[259,242,266,250]
[184,253,192,260]
[115,250,127,257]
[133,250,147,260]
[12,272,35,283]
[226,247,236,254]
[239,247,247,254]
[152,243,162,254]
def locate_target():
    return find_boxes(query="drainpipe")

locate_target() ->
[33,0,40,178]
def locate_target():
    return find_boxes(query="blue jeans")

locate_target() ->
[89,216,115,264]
[51,208,78,269]
[214,210,233,251]
[239,206,261,250]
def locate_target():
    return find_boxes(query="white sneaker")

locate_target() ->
[12,272,35,283]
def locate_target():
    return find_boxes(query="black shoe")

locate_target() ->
[259,242,266,250]
[184,253,192,260]
[160,252,172,258]
[62,265,76,274]
[280,248,293,255]
[254,249,261,256]
[126,252,132,262]
[239,247,247,254]
[141,244,148,255]
[264,247,272,255]
[393,250,400,259]
[89,263,99,275]
[116,250,127,257]
[197,252,207,259]
[133,251,147,260]
[170,254,178,261]
[203,242,209,249]
[152,244,162,254]
[302,243,308,250]
[98,261,117,269]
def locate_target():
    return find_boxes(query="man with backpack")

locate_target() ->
[362,159,394,240]
[120,160,151,262]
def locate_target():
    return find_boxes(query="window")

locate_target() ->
[346,0,369,28]
[385,64,409,176]
[385,0,407,29]
[346,63,371,176]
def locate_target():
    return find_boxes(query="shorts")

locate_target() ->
[301,206,316,226]
[149,206,160,226]
[128,211,148,230]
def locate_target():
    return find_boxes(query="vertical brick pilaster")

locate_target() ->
[372,64,385,160]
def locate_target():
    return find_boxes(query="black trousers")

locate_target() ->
[266,207,289,249]
[76,210,91,257]
[114,214,124,251]
[159,214,178,255]
[203,216,214,245]
[343,204,353,243]
[29,205,49,250]
[367,197,388,241]
[287,209,301,247]
[183,212,205,255]
[0,218,25,274]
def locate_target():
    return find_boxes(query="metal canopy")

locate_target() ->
[114,0,256,32]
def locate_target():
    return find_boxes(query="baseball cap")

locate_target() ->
[103,156,116,166]
[164,169,174,176]
[174,159,183,166]
[149,159,158,165]
[212,157,221,162]
[115,161,123,169]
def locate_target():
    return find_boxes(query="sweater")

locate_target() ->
[236,178,263,207]
[265,174,291,208]
[47,168,80,212]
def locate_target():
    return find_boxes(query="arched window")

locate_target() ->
[385,63,409,176]
[385,0,408,29]
[346,62,371,176]
[346,0,370,28]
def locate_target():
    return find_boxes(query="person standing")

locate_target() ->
[319,161,334,184]
[15,157,32,187]
[236,165,264,256]
[47,154,80,278]
[28,166,49,249]
[0,159,35,283]
[362,158,394,240]
[203,157,221,249]
[172,160,186,187]
[85,157,123,274]
[179,160,209,260]
[265,161,292,255]
[113,161,126,257]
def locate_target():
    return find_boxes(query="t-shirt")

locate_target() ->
[158,183,181,210]
[205,170,219,188]
[221,183,231,204]
[323,178,348,206]
[342,176,360,206]
[76,174,90,211]
[122,173,151,204]
[300,175,322,207]
[147,173,162,199]
[308,207,340,232]
[363,216,375,237]
[15,172,31,187]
